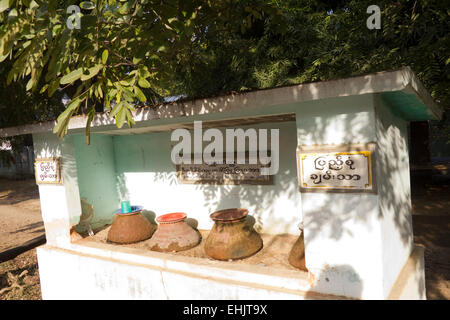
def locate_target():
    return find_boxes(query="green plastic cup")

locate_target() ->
[121,201,132,213]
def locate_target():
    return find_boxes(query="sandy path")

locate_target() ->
[0,205,44,251]
[0,179,43,251]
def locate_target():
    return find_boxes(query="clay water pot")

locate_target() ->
[107,206,155,244]
[288,223,307,271]
[204,208,263,261]
[148,212,201,252]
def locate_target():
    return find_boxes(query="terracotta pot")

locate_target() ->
[204,208,263,260]
[288,224,307,271]
[148,212,201,252]
[107,206,155,244]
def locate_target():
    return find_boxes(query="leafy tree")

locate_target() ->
[0,0,284,143]
[0,0,448,145]
[171,0,449,145]
[0,57,65,164]
[174,0,449,102]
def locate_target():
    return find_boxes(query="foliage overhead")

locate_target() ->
[0,0,449,144]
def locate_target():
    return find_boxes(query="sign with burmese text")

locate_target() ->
[297,144,376,193]
[176,154,273,185]
[34,158,62,184]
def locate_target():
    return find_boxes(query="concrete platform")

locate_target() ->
[36,242,425,300]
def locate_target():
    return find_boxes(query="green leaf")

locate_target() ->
[39,84,49,94]
[0,52,8,62]
[29,1,39,9]
[7,8,18,20]
[80,64,102,81]
[138,66,150,78]
[0,0,10,13]
[96,83,103,99]
[80,1,95,10]
[116,107,126,128]
[132,56,142,64]
[102,49,109,64]
[126,108,135,127]
[60,68,83,85]
[48,79,60,97]
[138,77,151,88]
[133,86,146,102]
[109,101,123,118]
[26,78,34,91]
[119,2,131,14]
[119,75,136,86]
[53,97,82,138]
[85,108,95,145]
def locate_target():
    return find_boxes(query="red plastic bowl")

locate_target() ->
[156,212,187,224]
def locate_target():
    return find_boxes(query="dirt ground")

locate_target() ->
[411,182,450,300]
[0,177,448,300]
[0,179,43,252]
[0,178,43,299]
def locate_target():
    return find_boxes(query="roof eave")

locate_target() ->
[0,67,443,138]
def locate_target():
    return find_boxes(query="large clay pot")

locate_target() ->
[148,212,201,252]
[107,206,155,244]
[204,208,263,260]
[288,223,307,271]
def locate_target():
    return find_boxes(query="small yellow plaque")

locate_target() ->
[34,157,62,184]
[297,143,376,193]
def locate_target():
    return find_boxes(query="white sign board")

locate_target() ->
[35,158,62,184]
[177,163,273,185]
[297,144,376,193]
[176,153,273,185]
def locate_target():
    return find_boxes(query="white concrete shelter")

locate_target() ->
[0,67,442,300]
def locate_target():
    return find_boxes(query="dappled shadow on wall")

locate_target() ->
[305,264,363,300]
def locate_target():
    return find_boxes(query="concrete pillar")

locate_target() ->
[33,132,82,248]
[295,94,421,299]
[374,94,422,298]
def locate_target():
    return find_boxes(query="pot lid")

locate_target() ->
[156,212,187,223]
[210,208,248,222]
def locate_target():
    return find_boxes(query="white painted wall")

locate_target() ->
[36,242,425,300]
[296,94,423,299]
[296,95,385,299]
[374,94,416,297]
[31,91,425,300]
[33,132,82,247]
[36,243,316,300]
[113,121,302,235]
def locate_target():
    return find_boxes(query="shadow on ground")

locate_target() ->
[0,179,39,205]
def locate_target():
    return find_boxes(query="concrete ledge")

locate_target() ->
[387,245,427,300]
[37,241,426,299]
[37,241,349,300]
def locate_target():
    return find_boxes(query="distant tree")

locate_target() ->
[0,58,65,164]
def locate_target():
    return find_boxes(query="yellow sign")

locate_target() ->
[297,144,376,193]
[34,158,62,184]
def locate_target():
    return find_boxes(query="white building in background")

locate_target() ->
[0,140,35,179]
